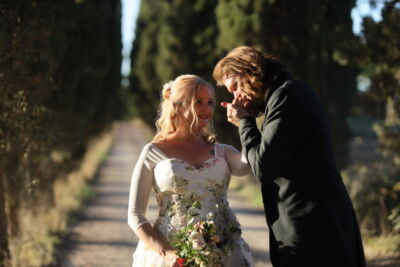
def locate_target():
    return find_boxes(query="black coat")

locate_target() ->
[239,78,366,267]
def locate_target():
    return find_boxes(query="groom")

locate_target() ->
[213,46,366,267]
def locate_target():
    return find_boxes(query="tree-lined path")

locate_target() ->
[57,121,271,267]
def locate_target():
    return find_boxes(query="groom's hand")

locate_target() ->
[221,101,250,127]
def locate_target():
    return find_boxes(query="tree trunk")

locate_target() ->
[378,194,390,235]
[0,174,9,267]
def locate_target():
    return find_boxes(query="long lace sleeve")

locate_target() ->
[223,144,251,176]
[127,144,154,233]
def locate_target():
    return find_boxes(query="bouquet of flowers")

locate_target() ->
[172,201,228,267]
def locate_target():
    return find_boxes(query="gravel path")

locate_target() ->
[57,121,272,267]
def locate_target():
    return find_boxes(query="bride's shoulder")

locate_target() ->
[136,143,167,167]
[214,143,237,155]
[138,143,160,158]
[143,142,168,160]
[215,143,237,150]
[215,143,241,156]
[135,143,152,159]
[142,142,162,152]
[141,142,153,152]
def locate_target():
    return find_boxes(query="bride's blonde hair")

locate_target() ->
[152,74,217,144]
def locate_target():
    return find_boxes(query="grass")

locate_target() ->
[364,235,400,257]
[65,181,97,226]
[96,150,109,164]
[8,128,113,267]
[364,235,400,267]
[79,182,96,204]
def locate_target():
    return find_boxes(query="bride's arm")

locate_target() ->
[127,144,178,264]
[223,144,251,176]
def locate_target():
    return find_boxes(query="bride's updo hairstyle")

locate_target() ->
[152,74,217,144]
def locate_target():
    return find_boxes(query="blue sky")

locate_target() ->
[121,0,384,78]
[351,0,384,34]
[121,0,140,78]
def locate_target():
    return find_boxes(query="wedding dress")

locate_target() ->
[128,143,255,267]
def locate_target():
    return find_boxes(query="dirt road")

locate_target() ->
[57,121,272,267]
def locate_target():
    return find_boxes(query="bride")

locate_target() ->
[127,74,255,267]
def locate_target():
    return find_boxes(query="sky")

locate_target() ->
[120,0,385,79]
[351,0,384,34]
[121,0,140,78]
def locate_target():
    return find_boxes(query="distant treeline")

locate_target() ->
[0,0,123,265]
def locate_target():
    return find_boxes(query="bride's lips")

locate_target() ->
[198,115,210,120]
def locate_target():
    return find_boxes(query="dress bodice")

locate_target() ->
[150,146,239,242]
[153,156,230,197]
[155,153,229,198]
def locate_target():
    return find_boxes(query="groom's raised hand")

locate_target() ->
[221,100,250,127]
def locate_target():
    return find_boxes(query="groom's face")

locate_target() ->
[221,75,254,105]
[222,76,245,97]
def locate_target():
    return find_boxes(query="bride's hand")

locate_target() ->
[163,249,180,267]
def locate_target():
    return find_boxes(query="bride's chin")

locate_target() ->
[196,123,208,131]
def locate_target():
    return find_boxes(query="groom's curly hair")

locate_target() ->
[213,46,289,98]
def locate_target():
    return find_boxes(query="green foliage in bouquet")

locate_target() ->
[172,201,227,267]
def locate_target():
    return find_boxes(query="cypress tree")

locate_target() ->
[214,0,268,146]
[216,0,266,52]
[0,0,122,263]
[0,176,8,265]
[129,0,163,126]
[156,0,239,142]
[155,0,218,81]
[130,0,220,133]
[262,0,358,169]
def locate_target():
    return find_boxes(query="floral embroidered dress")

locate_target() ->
[127,143,255,267]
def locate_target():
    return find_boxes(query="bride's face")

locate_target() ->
[193,85,214,129]
[178,85,214,132]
